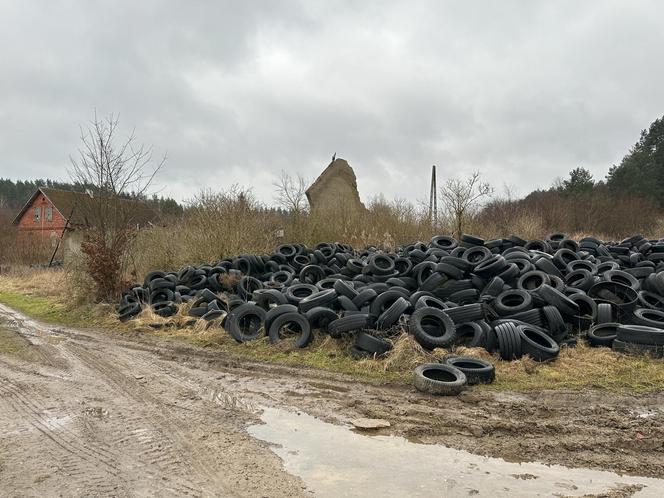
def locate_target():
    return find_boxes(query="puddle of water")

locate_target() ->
[248,407,664,498]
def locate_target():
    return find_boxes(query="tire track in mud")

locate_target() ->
[0,305,308,497]
[0,377,120,472]
[0,376,125,497]
[64,342,231,496]
[0,324,226,496]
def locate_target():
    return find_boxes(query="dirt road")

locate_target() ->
[1,303,663,497]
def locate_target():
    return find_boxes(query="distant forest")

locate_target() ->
[0,178,183,218]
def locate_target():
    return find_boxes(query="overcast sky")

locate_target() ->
[1,1,663,205]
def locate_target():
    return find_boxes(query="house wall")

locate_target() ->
[16,192,68,238]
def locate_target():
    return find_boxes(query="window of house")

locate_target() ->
[34,207,41,222]
[45,206,53,221]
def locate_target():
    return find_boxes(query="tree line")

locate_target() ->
[0,177,183,218]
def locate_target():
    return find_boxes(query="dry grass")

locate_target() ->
[0,267,68,298]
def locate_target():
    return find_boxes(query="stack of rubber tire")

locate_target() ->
[117,234,664,370]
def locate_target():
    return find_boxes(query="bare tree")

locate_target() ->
[69,112,165,300]
[273,170,309,214]
[440,171,493,238]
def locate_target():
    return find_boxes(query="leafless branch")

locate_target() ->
[273,170,309,214]
[440,171,493,238]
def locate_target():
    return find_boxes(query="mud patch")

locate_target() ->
[0,322,39,361]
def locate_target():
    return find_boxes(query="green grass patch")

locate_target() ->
[0,291,85,326]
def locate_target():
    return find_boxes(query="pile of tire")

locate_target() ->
[117,234,664,365]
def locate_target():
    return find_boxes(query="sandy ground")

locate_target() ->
[1,303,663,497]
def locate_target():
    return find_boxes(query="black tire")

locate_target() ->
[376,296,410,330]
[298,289,337,313]
[632,308,664,328]
[328,314,371,337]
[413,363,467,395]
[337,295,359,311]
[567,293,597,329]
[485,326,499,353]
[431,235,458,251]
[118,302,141,322]
[480,276,505,298]
[541,305,567,342]
[588,281,638,313]
[587,323,618,347]
[415,295,448,311]
[596,302,614,325]
[253,289,288,310]
[603,269,640,290]
[237,276,263,300]
[616,324,664,346]
[284,283,318,305]
[226,304,266,343]
[534,256,562,278]
[354,331,393,355]
[419,272,447,292]
[637,291,664,311]
[299,264,326,284]
[409,290,432,305]
[352,288,378,308]
[442,356,495,385]
[612,338,664,358]
[408,307,458,350]
[518,325,559,361]
[333,279,358,299]
[304,306,339,332]
[444,303,486,324]
[461,234,485,246]
[565,269,595,292]
[152,301,177,317]
[265,304,298,335]
[268,312,313,348]
[494,322,523,360]
[505,308,544,328]
[493,289,533,316]
[473,255,508,278]
[368,254,396,276]
[517,271,550,292]
[202,309,226,321]
[434,262,464,280]
[462,246,492,267]
[370,290,409,317]
[496,263,519,284]
[448,288,480,305]
[455,321,488,348]
[552,248,579,270]
[536,284,580,317]
[188,305,208,317]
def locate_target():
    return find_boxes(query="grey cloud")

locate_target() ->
[1,0,663,205]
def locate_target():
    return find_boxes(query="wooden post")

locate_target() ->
[429,165,437,226]
[48,206,74,268]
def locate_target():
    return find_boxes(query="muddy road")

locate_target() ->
[0,303,663,497]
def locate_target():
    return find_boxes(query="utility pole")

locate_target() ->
[428,165,437,226]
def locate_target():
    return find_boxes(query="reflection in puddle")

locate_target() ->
[248,407,663,498]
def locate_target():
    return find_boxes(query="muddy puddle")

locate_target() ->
[248,407,664,497]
